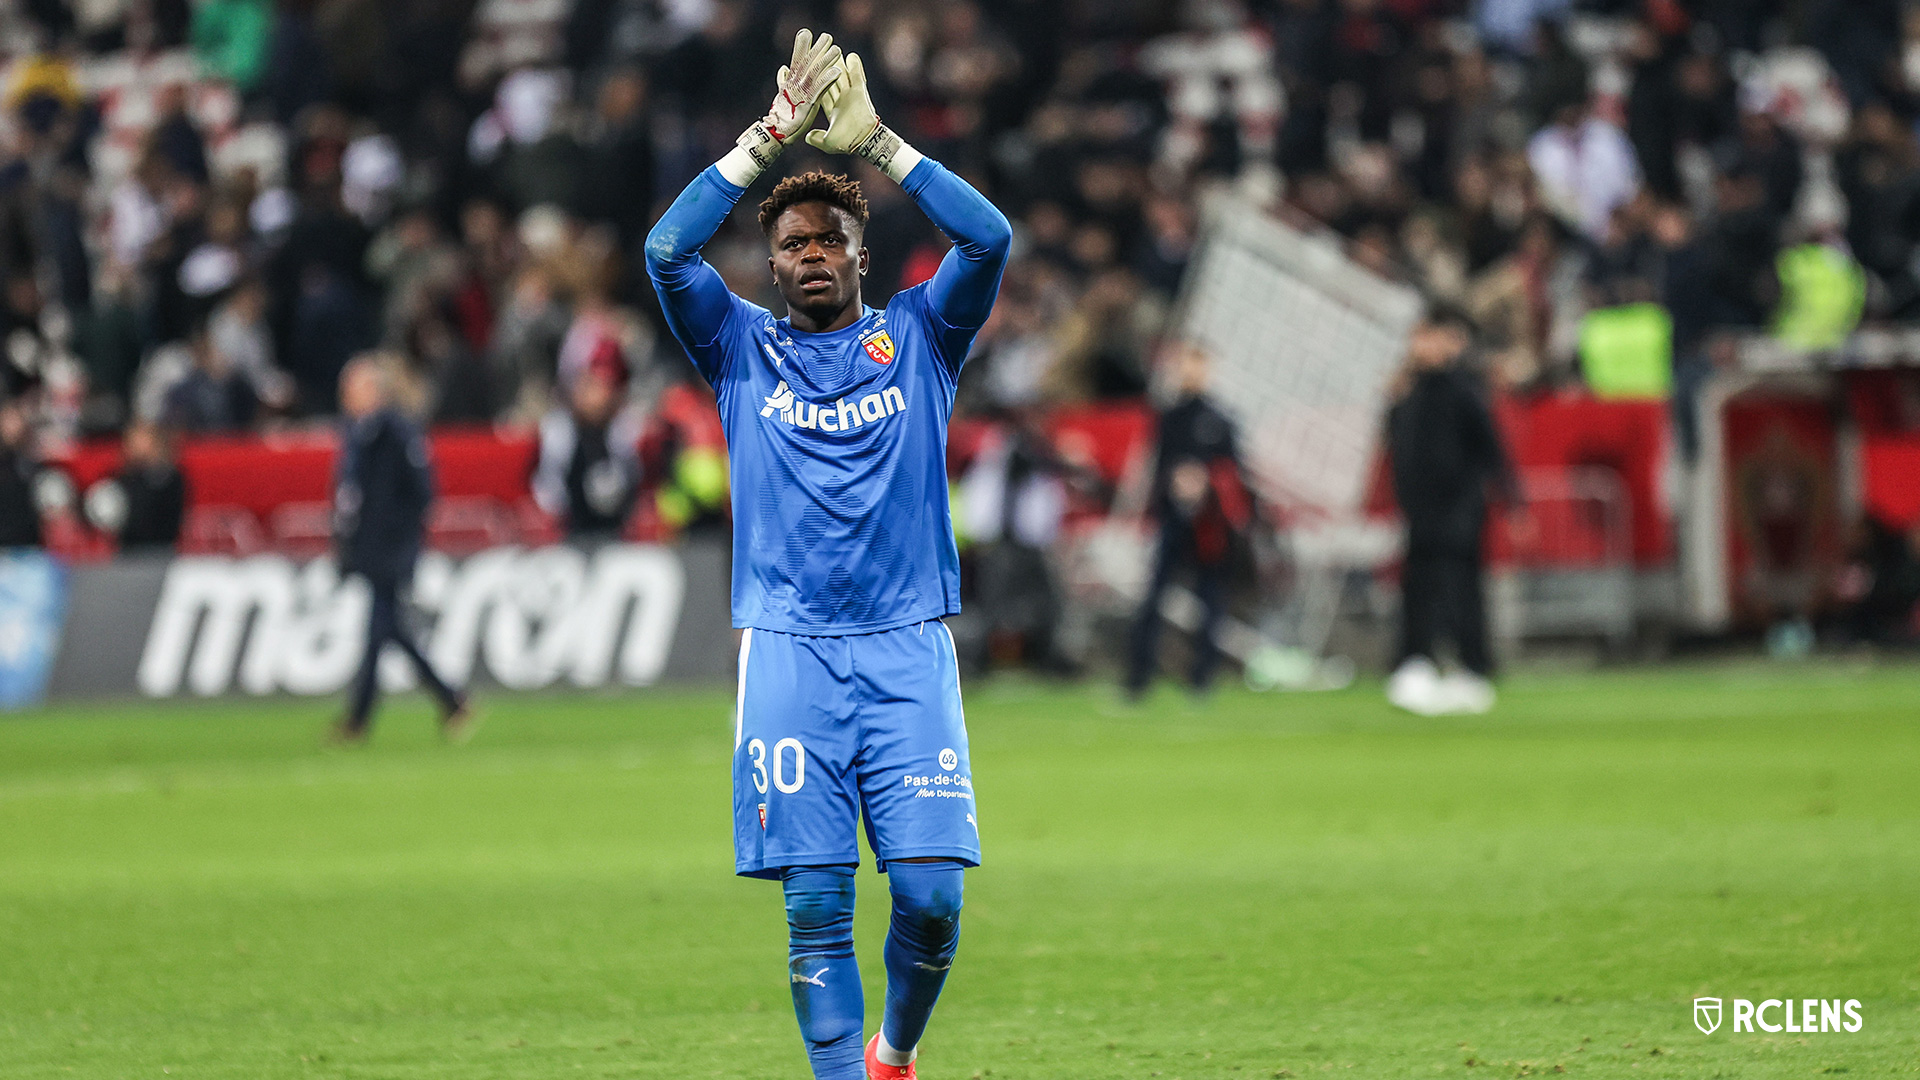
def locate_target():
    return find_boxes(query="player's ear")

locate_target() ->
[858,246,869,277]
[769,255,777,282]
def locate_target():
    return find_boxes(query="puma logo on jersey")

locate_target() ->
[761,380,907,433]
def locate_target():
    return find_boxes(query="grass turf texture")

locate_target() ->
[1,665,1916,1078]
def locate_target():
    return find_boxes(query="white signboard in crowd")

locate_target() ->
[1172,194,1423,517]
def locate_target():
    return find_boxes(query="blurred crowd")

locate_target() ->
[0,0,1917,546]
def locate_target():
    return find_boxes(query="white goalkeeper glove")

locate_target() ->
[806,51,923,183]
[720,29,844,186]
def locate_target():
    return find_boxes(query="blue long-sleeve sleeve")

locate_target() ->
[645,166,749,383]
[900,159,1012,334]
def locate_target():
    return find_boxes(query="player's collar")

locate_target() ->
[780,306,878,340]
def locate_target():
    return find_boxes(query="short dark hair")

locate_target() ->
[758,171,869,237]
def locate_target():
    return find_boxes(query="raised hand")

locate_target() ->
[736,30,844,175]
[806,53,904,173]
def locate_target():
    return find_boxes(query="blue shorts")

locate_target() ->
[731,621,980,879]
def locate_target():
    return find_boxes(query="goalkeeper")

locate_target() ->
[644,30,1011,1080]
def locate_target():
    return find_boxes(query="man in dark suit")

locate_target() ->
[331,354,472,743]
[1384,307,1517,715]
[1125,342,1254,698]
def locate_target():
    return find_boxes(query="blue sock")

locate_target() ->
[783,867,866,1080]
[880,860,965,1058]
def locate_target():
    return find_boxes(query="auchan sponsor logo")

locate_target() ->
[760,381,907,432]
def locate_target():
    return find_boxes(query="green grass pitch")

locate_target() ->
[1,663,1916,1078]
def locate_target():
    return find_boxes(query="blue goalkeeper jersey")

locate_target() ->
[646,160,1011,635]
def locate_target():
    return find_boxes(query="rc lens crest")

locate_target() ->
[862,329,896,364]
[1694,997,1722,1034]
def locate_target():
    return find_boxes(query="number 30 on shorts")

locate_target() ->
[746,737,806,794]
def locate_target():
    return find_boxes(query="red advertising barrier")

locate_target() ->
[1493,392,1671,566]
[45,427,542,560]
[1843,369,1920,531]
[46,392,1680,569]
[1862,437,1920,531]
[1367,391,1672,568]
[55,426,538,518]
[947,401,1157,483]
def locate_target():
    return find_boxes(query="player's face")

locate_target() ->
[769,202,868,331]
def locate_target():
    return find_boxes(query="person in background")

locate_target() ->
[412,307,496,424]
[161,322,257,432]
[0,398,42,549]
[531,343,641,538]
[111,422,187,551]
[190,0,273,93]
[1837,514,1920,645]
[582,68,656,254]
[1526,90,1640,243]
[330,353,472,744]
[1385,307,1518,716]
[75,262,148,432]
[287,265,378,416]
[207,279,296,417]
[488,266,570,420]
[1125,342,1253,699]
[961,407,1073,674]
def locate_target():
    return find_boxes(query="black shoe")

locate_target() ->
[440,697,479,745]
[327,720,369,746]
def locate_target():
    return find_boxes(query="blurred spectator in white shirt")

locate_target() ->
[1528,98,1641,242]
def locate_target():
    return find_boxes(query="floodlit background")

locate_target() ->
[0,0,1916,1076]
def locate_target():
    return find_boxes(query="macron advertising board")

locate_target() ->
[3,542,735,706]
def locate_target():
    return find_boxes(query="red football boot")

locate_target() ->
[864,1033,915,1080]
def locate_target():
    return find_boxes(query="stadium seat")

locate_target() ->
[179,505,268,557]
[426,496,514,554]
[268,502,336,558]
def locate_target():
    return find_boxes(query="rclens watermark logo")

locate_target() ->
[1694,997,1863,1034]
